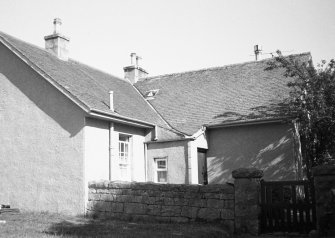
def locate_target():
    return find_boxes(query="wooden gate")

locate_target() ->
[260,180,316,234]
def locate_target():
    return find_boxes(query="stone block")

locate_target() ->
[124,203,147,215]
[220,193,234,200]
[88,193,100,201]
[147,205,161,216]
[197,208,220,221]
[110,202,124,213]
[100,193,114,202]
[96,189,110,194]
[220,208,234,219]
[203,193,221,199]
[109,189,123,195]
[94,201,108,212]
[232,168,263,179]
[170,217,189,223]
[207,199,224,209]
[173,197,188,206]
[156,216,171,223]
[224,199,235,209]
[181,206,198,219]
[161,205,181,217]
[115,195,133,203]
[188,199,206,207]
[163,197,174,206]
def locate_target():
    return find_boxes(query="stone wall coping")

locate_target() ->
[312,165,335,176]
[88,180,234,192]
[232,168,263,179]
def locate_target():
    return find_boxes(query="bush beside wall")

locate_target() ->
[87,181,234,228]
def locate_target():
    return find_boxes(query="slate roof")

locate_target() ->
[0,31,168,128]
[135,53,311,136]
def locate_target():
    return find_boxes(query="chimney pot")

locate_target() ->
[136,56,142,68]
[130,53,136,66]
[53,18,62,34]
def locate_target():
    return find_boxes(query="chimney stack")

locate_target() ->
[123,53,148,84]
[44,18,70,61]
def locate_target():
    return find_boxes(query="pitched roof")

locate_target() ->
[0,31,168,128]
[135,53,311,135]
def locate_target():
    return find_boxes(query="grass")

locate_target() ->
[0,211,230,238]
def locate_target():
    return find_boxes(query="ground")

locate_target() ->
[0,211,310,238]
[0,211,230,237]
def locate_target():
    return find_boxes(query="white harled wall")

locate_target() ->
[84,118,147,186]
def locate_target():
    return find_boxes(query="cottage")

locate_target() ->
[0,19,307,214]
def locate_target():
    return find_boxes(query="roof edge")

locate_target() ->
[89,109,155,128]
[144,138,194,144]
[206,117,295,129]
[139,52,311,82]
[0,34,91,113]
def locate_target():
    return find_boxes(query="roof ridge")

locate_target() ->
[0,31,91,112]
[0,30,52,54]
[0,31,130,84]
[70,59,130,83]
[139,52,311,82]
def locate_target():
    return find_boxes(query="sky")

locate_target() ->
[0,0,334,78]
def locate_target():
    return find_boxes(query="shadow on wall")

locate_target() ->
[0,47,83,137]
[208,123,297,183]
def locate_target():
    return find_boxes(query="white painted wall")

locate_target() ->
[189,131,208,184]
[84,118,110,182]
[84,118,147,184]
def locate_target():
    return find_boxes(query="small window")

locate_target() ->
[144,89,159,100]
[155,158,167,183]
[119,134,131,181]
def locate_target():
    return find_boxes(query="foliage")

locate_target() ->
[267,51,335,177]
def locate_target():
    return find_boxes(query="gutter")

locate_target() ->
[144,137,194,144]
[206,117,294,129]
[89,109,155,129]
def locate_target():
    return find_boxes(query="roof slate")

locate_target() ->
[135,53,311,135]
[0,31,168,128]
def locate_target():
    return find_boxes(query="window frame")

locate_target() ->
[155,157,168,184]
[118,134,131,181]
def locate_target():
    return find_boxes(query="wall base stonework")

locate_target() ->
[87,181,235,232]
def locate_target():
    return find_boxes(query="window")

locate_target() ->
[155,158,167,183]
[119,134,131,181]
[144,89,159,100]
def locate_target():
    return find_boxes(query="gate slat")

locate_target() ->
[291,185,298,228]
[260,180,316,234]
[268,187,273,231]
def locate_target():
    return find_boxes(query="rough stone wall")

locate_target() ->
[313,165,335,236]
[232,168,263,235]
[87,181,234,229]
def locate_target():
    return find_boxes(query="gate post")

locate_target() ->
[232,168,263,235]
[312,165,335,236]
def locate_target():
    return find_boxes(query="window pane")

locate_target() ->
[119,135,129,142]
[120,165,128,179]
[157,160,166,169]
[157,171,167,183]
